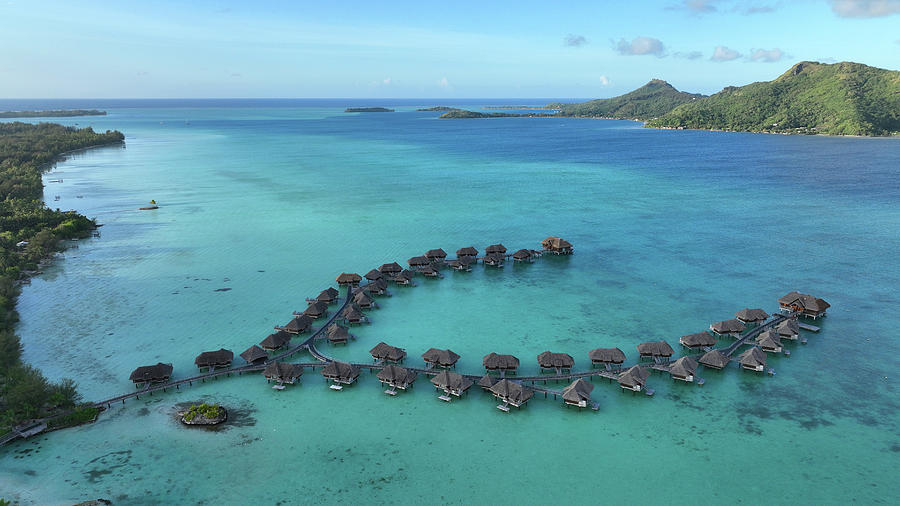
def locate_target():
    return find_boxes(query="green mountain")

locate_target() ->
[647,61,900,136]
[549,80,705,120]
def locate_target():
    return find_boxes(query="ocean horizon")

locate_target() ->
[1,99,898,505]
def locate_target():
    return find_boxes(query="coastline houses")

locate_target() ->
[376,365,418,391]
[482,353,520,375]
[425,248,447,262]
[536,351,575,372]
[735,308,769,326]
[561,379,594,408]
[489,379,534,408]
[636,340,674,361]
[321,361,360,385]
[679,331,717,350]
[259,330,291,352]
[668,356,698,382]
[739,347,767,372]
[541,236,573,255]
[369,342,407,363]
[422,348,461,368]
[239,345,268,365]
[778,291,830,319]
[129,363,173,386]
[336,272,362,286]
[755,329,784,353]
[617,365,650,392]
[776,319,801,340]
[698,349,730,370]
[263,361,302,386]
[194,348,233,371]
[710,319,746,338]
[589,347,626,368]
[430,370,473,397]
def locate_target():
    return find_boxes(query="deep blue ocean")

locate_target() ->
[1,99,898,505]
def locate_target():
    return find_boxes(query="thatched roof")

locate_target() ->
[680,331,717,348]
[376,364,417,386]
[483,253,504,265]
[456,246,479,257]
[482,352,520,370]
[739,347,767,368]
[336,272,362,284]
[368,278,389,291]
[282,315,313,333]
[775,319,800,337]
[260,330,291,351]
[477,373,499,389]
[778,292,830,312]
[755,330,783,350]
[425,248,447,259]
[129,362,173,382]
[364,269,383,281]
[195,348,233,368]
[240,345,268,364]
[304,301,329,317]
[422,348,460,366]
[418,265,439,276]
[369,342,407,362]
[430,370,473,392]
[589,347,626,364]
[617,365,650,388]
[542,236,573,249]
[636,340,674,357]
[735,308,769,322]
[489,379,533,404]
[316,287,340,302]
[512,249,532,260]
[341,303,366,322]
[537,351,575,368]
[263,361,303,383]
[325,324,351,343]
[485,243,507,254]
[562,378,594,404]
[321,361,360,381]
[710,319,746,334]
[407,256,429,267]
[698,349,730,369]
[379,262,403,274]
[669,356,698,378]
[397,269,415,280]
[353,290,375,307]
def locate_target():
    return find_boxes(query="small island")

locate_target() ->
[439,110,555,119]
[344,107,394,113]
[0,109,107,118]
[416,106,462,112]
[180,403,227,426]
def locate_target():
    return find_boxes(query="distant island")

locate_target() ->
[0,109,106,118]
[416,106,462,112]
[345,107,394,113]
[437,61,899,137]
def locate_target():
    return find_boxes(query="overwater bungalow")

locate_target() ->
[379,262,403,275]
[325,324,352,345]
[129,362,173,386]
[340,303,368,325]
[407,256,429,268]
[669,356,698,382]
[490,379,534,408]
[739,347,767,372]
[456,246,479,258]
[447,257,474,271]
[336,272,362,286]
[278,314,313,334]
[376,364,418,390]
[483,352,520,374]
[698,349,730,370]
[483,253,505,267]
[537,351,575,372]
[194,348,234,371]
[263,361,303,385]
[364,269,383,281]
[511,249,533,262]
[755,329,784,353]
[430,370,473,396]
[710,319,746,338]
[309,287,340,304]
[735,308,769,325]
[541,236,573,255]
[636,340,674,360]
[775,318,800,340]
[589,347,626,367]
[422,348,460,368]
[425,248,447,262]
[562,378,594,408]
[679,331,717,350]
[418,265,441,277]
[301,301,329,319]
[392,269,416,286]
[239,345,268,365]
[778,291,830,318]
[321,361,360,385]
[369,341,407,363]
[260,330,292,352]
[485,244,507,256]
[617,365,650,392]
[352,289,377,309]
[365,278,389,295]
[477,373,499,391]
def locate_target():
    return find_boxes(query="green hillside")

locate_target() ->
[647,61,900,136]
[550,80,705,120]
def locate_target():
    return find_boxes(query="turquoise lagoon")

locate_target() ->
[0,100,898,504]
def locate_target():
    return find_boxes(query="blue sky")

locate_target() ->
[0,0,898,98]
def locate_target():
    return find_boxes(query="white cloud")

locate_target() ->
[564,34,588,47]
[615,36,666,57]
[674,50,704,60]
[749,48,785,62]
[599,75,610,86]
[710,45,742,61]
[831,0,900,17]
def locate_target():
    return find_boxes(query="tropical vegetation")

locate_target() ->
[549,79,705,120]
[0,109,106,118]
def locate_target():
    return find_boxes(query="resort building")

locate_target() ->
[562,379,594,408]
[482,353,520,374]
[430,370,473,397]
[735,308,769,325]
[263,361,303,385]
[391,269,416,285]
[455,246,479,258]
[336,272,362,286]
[239,345,268,365]
[617,365,650,392]
[447,258,473,271]
[636,340,674,360]
[321,361,360,385]
[512,249,533,262]
[352,289,377,309]
[340,303,368,325]
[325,324,351,345]
[194,348,233,371]
[376,364,418,390]
[489,379,534,408]
[301,301,329,319]
[778,291,830,319]
[485,244,507,256]
[477,373,499,391]
[669,356,698,382]
[589,347,626,367]
[739,347,767,372]
[482,253,505,267]
[422,348,461,368]
[378,262,403,275]
[755,330,784,353]
[710,319,746,338]
[407,256,429,268]
[278,315,313,334]
[698,349,730,370]
[679,331,717,350]
[536,351,575,372]
[259,330,291,352]
[541,236,573,255]
[364,269,383,281]
[129,363,173,386]
[369,342,407,363]
[310,287,340,304]
[775,319,800,340]
[425,248,447,262]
